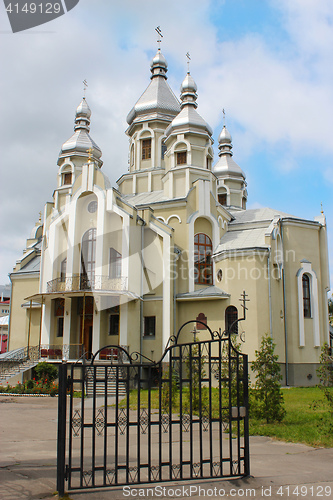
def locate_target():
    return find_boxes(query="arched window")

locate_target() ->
[130,144,135,167]
[225,306,238,334]
[142,138,151,160]
[218,192,227,206]
[177,151,187,165]
[194,233,213,285]
[81,228,96,289]
[302,274,311,318]
[196,312,207,330]
[62,172,72,185]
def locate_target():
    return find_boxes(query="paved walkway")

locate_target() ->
[0,396,332,500]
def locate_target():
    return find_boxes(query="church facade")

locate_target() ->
[9,48,330,386]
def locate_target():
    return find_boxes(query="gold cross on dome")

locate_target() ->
[86,148,94,162]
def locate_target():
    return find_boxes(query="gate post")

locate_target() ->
[57,361,67,497]
[243,354,250,476]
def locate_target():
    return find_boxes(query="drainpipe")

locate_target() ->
[27,300,32,358]
[39,295,44,357]
[140,223,144,358]
[268,251,273,338]
[173,247,181,336]
[280,220,289,386]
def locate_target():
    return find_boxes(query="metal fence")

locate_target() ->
[57,326,249,495]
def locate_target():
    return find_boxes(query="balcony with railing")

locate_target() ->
[46,274,128,293]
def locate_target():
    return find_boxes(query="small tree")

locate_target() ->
[251,334,285,423]
[316,343,333,418]
[34,362,58,388]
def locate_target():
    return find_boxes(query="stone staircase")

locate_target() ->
[0,347,41,386]
[85,365,127,397]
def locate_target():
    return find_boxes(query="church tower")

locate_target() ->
[117,48,180,196]
[54,97,103,212]
[162,69,215,199]
[213,124,247,209]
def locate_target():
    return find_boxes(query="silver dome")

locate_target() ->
[181,72,197,93]
[76,98,91,119]
[218,125,232,144]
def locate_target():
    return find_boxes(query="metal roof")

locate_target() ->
[177,286,230,301]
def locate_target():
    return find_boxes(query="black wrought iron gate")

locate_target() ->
[57,326,249,495]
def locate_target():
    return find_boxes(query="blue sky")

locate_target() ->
[0,0,332,296]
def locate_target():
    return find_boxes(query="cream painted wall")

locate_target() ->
[9,275,40,351]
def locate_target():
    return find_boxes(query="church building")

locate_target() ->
[9,47,330,386]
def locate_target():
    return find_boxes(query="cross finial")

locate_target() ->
[222,108,226,126]
[83,79,88,98]
[155,26,163,49]
[39,211,42,223]
[186,52,191,73]
[321,202,324,215]
[86,147,94,162]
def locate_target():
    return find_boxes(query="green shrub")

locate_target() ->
[251,334,286,423]
[34,362,58,386]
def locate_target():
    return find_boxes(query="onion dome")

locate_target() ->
[126,49,180,126]
[165,71,212,137]
[150,48,168,78]
[213,125,245,178]
[58,98,102,167]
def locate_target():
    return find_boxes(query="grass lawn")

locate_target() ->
[117,386,332,448]
[249,387,333,448]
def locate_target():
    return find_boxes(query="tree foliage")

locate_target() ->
[34,361,58,386]
[251,334,286,423]
[316,343,333,417]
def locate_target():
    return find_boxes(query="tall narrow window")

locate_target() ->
[177,151,187,165]
[194,233,213,285]
[109,306,120,336]
[62,172,72,185]
[54,298,65,337]
[81,228,96,289]
[302,274,311,318]
[161,143,167,159]
[225,306,238,334]
[218,193,227,206]
[144,316,156,337]
[130,144,135,166]
[142,139,151,160]
[60,258,67,282]
[109,248,122,279]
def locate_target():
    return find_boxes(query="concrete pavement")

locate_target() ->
[0,396,332,500]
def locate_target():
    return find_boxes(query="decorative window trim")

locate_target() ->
[296,261,320,347]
